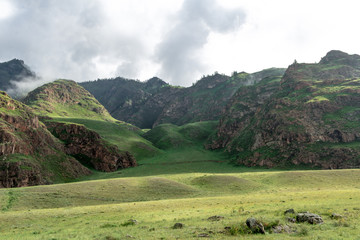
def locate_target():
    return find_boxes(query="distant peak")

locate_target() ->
[145,77,168,86]
[319,50,357,64]
[7,58,25,64]
[147,76,163,82]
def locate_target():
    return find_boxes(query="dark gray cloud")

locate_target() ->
[0,0,146,84]
[155,0,246,86]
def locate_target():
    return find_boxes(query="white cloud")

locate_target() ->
[0,0,15,20]
[0,0,360,89]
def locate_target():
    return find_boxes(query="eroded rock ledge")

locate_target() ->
[46,122,137,172]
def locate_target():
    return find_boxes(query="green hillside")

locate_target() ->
[144,121,218,150]
[23,79,114,121]
[0,91,91,187]
[81,69,286,128]
[23,79,160,160]
[211,50,360,169]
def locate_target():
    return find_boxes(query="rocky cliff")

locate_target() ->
[23,79,139,172]
[47,122,137,172]
[0,91,91,187]
[210,50,360,169]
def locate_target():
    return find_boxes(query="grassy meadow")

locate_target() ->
[1,120,359,239]
[1,162,360,239]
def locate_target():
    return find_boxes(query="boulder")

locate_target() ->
[246,218,265,234]
[272,225,294,234]
[296,212,323,224]
[284,208,295,214]
[172,223,184,229]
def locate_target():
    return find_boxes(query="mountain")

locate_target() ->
[23,79,158,162]
[79,77,168,128]
[81,68,286,128]
[0,59,36,95]
[0,91,91,187]
[153,68,286,127]
[23,79,114,120]
[209,50,360,169]
[22,79,142,172]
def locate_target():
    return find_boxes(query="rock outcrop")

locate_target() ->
[210,50,360,168]
[47,122,137,172]
[296,212,323,224]
[246,217,265,234]
[0,91,91,187]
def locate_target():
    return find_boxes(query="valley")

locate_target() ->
[0,50,360,239]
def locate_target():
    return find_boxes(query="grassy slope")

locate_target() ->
[50,118,160,160]
[0,169,359,239]
[24,79,160,160]
[77,121,235,180]
[24,79,114,121]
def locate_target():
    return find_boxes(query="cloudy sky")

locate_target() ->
[1,0,360,86]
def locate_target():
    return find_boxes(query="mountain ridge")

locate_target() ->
[209,50,360,169]
[81,68,286,128]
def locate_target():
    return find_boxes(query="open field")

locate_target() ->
[0,169,360,239]
[1,120,359,239]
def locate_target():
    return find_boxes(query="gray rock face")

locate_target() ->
[246,217,265,234]
[296,212,323,224]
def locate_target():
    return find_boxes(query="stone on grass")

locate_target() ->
[296,212,323,224]
[121,219,138,226]
[173,223,184,229]
[272,224,294,234]
[284,209,295,214]
[207,215,224,221]
[198,233,210,237]
[331,213,343,219]
[246,217,265,234]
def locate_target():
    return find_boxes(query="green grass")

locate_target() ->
[48,118,160,160]
[25,79,115,121]
[0,169,360,239]
[143,121,217,150]
[323,106,360,130]
[307,95,330,103]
